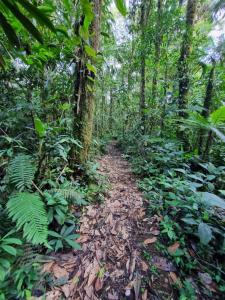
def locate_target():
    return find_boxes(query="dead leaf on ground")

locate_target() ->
[152,256,176,272]
[168,242,180,254]
[42,261,55,273]
[150,229,160,236]
[143,237,157,245]
[110,269,124,278]
[52,264,69,279]
[108,291,119,300]
[76,235,90,243]
[140,260,149,272]
[87,259,100,286]
[60,284,71,298]
[95,277,103,291]
[142,289,148,300]
[169,272,182,288]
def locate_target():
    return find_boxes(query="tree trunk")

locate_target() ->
[72,0,102,165]
[177,0,197,145]
[139,0,151,133]
[109,88,113,131]
[198,64,215,156]
[152,0,163,101]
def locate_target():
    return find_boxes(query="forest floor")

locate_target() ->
[41,143,178,300]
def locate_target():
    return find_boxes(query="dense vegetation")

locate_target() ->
[0,0,225,299]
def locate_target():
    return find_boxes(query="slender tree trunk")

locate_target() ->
[109,88,113,131]
[199,64,215,156]
[177,0,197,146]
[72,0,102,165]
[152,0,163,101]
[139,0,151,133]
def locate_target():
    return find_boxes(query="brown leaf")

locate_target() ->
[169,272,182,288]
[95,277,103,291]
[110,269,124,278]
[108,291,119,300]
[52,264,68,279]
[61,284,71,298]
[152,256,176,271]
[143,237,157,245]
[150,229,160,236]
[168,242,180,254]
[76,235,90,243]
[140,260,149,272]
[142,290,148,300]
[87,259,100,286]
[42,261,54,273]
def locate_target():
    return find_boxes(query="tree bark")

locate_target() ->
[198,64,215,156]
[177,0,197,146]
[72,0,102,165]
[139,0,151,133]
[152,0,163,101]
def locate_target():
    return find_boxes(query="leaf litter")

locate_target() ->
[40,143,175,299]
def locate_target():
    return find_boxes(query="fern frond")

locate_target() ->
[8,154,36,191]
[52,189,88,205]
[7,192,48,245]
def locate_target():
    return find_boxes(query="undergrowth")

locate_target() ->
[118,133,225,300]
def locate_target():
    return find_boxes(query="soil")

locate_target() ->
[41,142,177,300]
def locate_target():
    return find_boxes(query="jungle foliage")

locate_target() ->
[0,0,225,299]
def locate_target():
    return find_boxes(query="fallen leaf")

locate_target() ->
[140,260,149,272]
[61,284,71,298]
[169,272,182,288]
[143,237,157,245]
[142,290,148,300]
[133,274,141,300]
[110,269,124,278]
[76,235,90,243]
[87,259,100,286]
[108,291,119,300]
[152,256,176,271]
[95,277,103,291]
[42,261,54,273]
[150,229,160,236]
[168,242,180,254]
[52,265,68,279]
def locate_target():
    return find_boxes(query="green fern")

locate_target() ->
[7,193,48,245]
[8,154,36,191]
[52,189,88,205]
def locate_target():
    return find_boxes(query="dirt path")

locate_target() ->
[43,143,175,299]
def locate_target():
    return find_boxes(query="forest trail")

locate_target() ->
[43,143,174,300]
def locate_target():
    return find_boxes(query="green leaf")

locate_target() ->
[210,106,225,124]
[198,222,212,245]
[64,238,81,250]
[200,192,225,209]
[0,12,20,47]
[1,245,17,256]
[84,45,96,58]
[2,238,22,245]
[86,63,97,75]
[17,0,55,32]
[0,265,6,281]
[114,0,127,16]
[3,0,43,43]
[48,230,61,238]
[0,258,10,269]
[7,193,48,245]
[34,117,46,138]
[210,127,225,142]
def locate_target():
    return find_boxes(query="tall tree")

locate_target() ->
[72,0,102,164]
[139,0,151,132]
[177,0,197,144]
[152,0,163,101]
